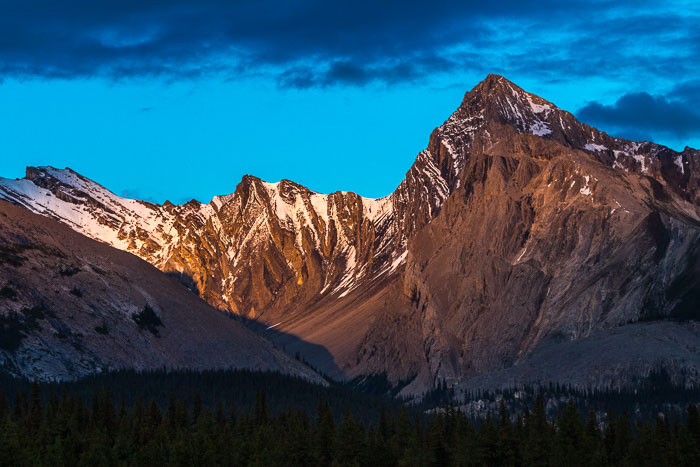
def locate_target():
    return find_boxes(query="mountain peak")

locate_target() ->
[438,75,697,202]
[450,74,560,140]
[471,73,517,93]
[467,74,538,103]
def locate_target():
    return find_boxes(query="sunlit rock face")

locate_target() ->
[2,75,699,393]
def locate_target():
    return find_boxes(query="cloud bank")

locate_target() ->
[1,0,696,89]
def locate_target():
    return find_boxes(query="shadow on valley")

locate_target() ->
[166,269,344,380]
[235,314,344,380]
[166,271,201,297]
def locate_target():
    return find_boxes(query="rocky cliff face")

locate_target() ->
[2,75,698,392]
[361,123,700,392]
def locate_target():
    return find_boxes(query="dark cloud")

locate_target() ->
[492,10,700,88]
[669,80,700,107]
[576,92,700,140]
[1,0,694,89]
[277,55,459,88]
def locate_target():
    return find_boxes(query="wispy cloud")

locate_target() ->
[577,92,700,141]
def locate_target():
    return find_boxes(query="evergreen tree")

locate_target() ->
[674,422,700,467]
[524,396,552,466]
[478,411,500,466]
[553,400,585,466]
[688,404,700,447]
[28,380,42,434]
[393,405,414,463]
[334,405,365,466]
[314,393,335,465]
[497,399,518,465]
[98,386,115,434]
[253,390,269,426]
[0,393,7,421]
[192,391,202,423]
[426,411,449,466]
[0,416,22,466]
[610,412,633,464]
[582,408,605,466]
[281,408,311,466]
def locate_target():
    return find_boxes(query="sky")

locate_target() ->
[0,1,698,203]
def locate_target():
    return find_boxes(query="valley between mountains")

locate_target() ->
[1,75,699,395]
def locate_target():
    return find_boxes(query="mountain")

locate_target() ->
[0,200,324,384]
[1,75,698,393]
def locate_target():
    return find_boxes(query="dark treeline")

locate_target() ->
[1,381,700,466]
[2,367,696,424]
[0,369,406,426]
[423,369,700,422]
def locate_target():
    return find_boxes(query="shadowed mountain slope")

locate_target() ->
[0,200,324,384]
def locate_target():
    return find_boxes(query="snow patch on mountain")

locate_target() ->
[585,143,608,152]
[579,176,592,196]
[0,167,182,264]
[674,155,685,175]
[530,121,552,136]
[526,95,552,114]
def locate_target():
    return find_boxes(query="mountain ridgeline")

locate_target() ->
[1,75,699,394]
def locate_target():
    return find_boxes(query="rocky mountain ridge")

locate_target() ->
[2,75,698,393]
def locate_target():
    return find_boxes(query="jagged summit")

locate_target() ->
[450,74,571,140]
[434,75,699,202]
[467,74,532,100]
[25,166,102,190]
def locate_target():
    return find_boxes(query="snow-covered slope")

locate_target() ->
[0,165,428,313]
[0,167,192,266]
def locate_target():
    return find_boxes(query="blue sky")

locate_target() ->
[0,0,698,203]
